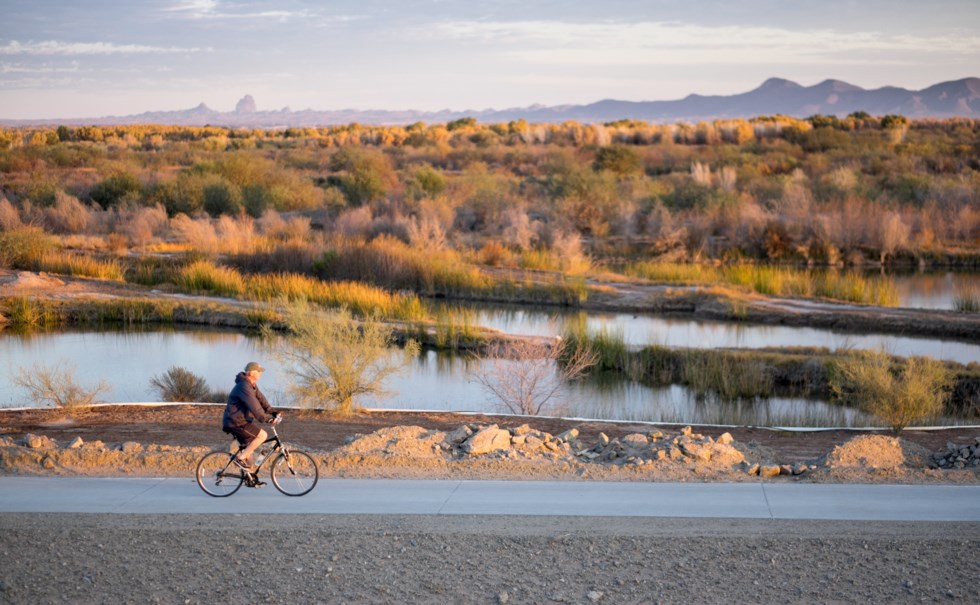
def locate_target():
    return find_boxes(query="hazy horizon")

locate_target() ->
[2,0,979,120]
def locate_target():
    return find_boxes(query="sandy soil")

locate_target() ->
[1,514,978,605]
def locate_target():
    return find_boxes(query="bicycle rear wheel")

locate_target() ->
[270,450,318,496]
[196,451,244,497]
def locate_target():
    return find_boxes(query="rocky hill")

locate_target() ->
[3,78,978,127]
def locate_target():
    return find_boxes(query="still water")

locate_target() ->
[433,304,980,365]
[1,328,879,427]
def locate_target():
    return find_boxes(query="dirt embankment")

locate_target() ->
[1,405,978,484]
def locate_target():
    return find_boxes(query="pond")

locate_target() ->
[890,270,980,310]
[0,328,892,427]
[432,303,980,365]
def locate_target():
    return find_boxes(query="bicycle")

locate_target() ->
[196,417,319,497]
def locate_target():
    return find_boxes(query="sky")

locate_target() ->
[1,0,979,120]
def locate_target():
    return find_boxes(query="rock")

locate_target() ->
[120,442,143,453]
[556,428,579,443]
[716,432,734,445]
[587,590,604,602]
[511,435,527,446]
[67,437,84,449]
[497,591,509,604]
[597,433,610,448]
[681,426,693,436]
[462,425,512,455]
[680,442,712,462]
[621,434,649,449]
[791,463,808,475]
[22,434,57,449]
[760,465,781,478]
[524,436,544,450]
[445,426,471,444]
[512,424,533,436]
[746,463,761,476]
[648,431,665,441]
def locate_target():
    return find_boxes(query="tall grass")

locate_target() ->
[432,307,483,349]
[681,350,775,401]
[316,236,490,295]
[176,260,427,320]
[560,320,631,374]
[33,251,125,281]
[5,296,62,329]
[954,289,980,312]
[626,262,899,306]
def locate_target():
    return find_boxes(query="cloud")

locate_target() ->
[0,40,210,56]
[161,0,310,22]
[423,20,980,66]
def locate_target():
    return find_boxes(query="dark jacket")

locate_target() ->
[222,372,275,431]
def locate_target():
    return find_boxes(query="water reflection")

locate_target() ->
[0,328,970,427]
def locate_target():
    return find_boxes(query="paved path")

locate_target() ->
[2,477,979,521]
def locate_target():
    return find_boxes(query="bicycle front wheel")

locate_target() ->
[270,450,318,496]
[196,451,244,497]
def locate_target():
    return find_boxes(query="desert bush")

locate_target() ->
[829,349,954,431]
[14,361,110,408]
[469,337,598,416]
[0,226,56,269]
[0,196,23,230]
[266,302,419,415]
[150,366,215,402]
[42,191,91,234]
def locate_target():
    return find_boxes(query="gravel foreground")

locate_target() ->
[1,513,978,605]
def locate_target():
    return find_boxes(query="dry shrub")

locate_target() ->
[42,191,91,234]
[266,302,419,415]
[477,240,514,267]
[0,196,22,230]
[469,338,598,416]
[150,366,215,402]
[334,206,374,238]
[829,349,954,432]
[14,361,110,408]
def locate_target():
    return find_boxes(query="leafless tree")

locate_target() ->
[469,338,598,416]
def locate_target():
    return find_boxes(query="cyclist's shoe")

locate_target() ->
[244,474,266,488]
[231,455,252,471]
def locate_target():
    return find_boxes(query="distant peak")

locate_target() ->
[813,79,863,93]
[236,95,257,114]
[755,78,802,91]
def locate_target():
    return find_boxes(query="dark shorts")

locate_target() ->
[225,422,263,447]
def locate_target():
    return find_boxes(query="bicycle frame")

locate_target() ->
[230,424,291,477]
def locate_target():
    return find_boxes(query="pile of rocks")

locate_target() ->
[932,437,980,469]
[439,423,779,475]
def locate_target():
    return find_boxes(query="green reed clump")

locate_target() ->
[433,307,483,350]
[953,289,980,312]
[560,319,629,374]
[681,349,775,401]
[4,296,62,329]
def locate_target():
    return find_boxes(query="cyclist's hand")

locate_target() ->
[271,413,283,425]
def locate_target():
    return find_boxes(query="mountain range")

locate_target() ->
[5,78,979,128]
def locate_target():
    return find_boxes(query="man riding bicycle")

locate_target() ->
[223,361,280,475]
